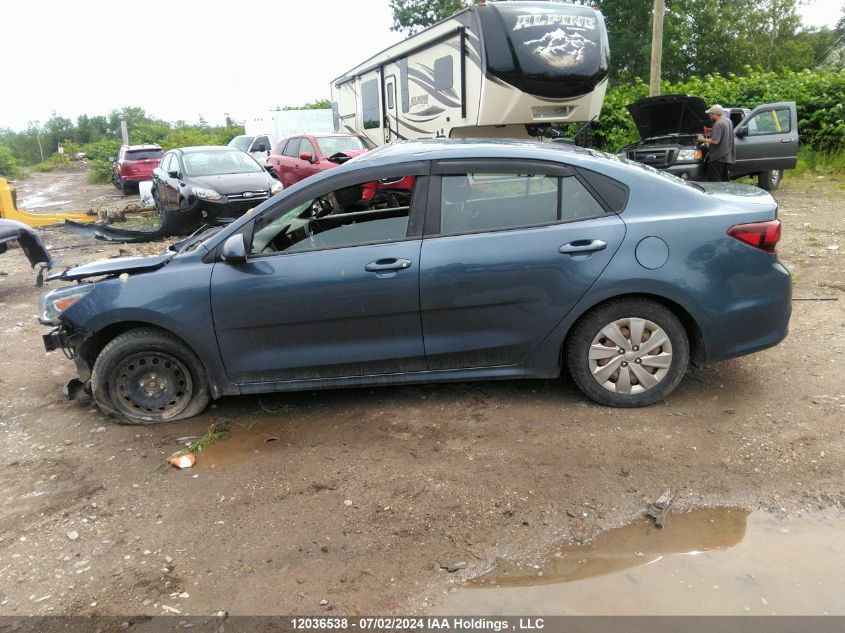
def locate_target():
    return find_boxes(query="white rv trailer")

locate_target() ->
[331,1,609,145]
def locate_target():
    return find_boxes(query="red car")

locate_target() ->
[266,133,375,188]
[112,144,164,194]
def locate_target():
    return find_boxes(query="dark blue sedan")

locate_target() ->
[40,140,791,424]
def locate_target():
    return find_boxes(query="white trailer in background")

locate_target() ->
[331,1,609,145]
[231,109,335,162]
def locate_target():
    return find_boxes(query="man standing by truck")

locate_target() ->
[696,104,735,182]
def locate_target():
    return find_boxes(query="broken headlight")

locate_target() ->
[193,187,222,201]
[40,284,94,324]
[676,148,702,163]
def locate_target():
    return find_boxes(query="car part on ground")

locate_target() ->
[39,139,791,424]
[0,218,54,279]
[1,176,99,228]
[618,95,798,191]
[112,144,163,194]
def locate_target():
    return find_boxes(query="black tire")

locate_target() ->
[112,172,122,190]
[91,328,210,425]
[120,179,132,195]
[565,298,689,407]
[757,169,782,191]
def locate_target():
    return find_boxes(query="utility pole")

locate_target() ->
[120,120,129,145]
[649,0,665,97]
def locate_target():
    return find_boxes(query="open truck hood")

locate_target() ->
[626,94,709,139]
[48,253,173,282]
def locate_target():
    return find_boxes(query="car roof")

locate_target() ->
[123,144,162,151]
[348,138,587,165]
[175,146,240,154]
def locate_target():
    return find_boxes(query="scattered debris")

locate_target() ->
[319,598,329,606]
[343,499,353,507]
[438,557,468,572]
[264,436,279,443]
[646,489,674,528]
[169,454,196,469]
[66,530,79,541]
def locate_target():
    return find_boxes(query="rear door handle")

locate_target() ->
[781,138,793,143]
[365,258,412,272]
[559,239,607,254]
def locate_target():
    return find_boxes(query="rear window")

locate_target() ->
[126,149,163,161]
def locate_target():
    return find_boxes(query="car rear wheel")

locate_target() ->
[758,169,782,191]
[565,299,689,407]
[91,328,210,425]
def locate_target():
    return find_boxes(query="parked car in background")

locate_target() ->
[617,95,798,190]
[227,134,275,164]
[151,146,282,235]
[111,144,163,194]
[266,133,375,188]
[41,140,791,424]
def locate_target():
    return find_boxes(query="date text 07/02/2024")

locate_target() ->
[290,617,545,631]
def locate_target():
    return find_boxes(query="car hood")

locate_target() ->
[626,95,710,139]
[47,253,173,282]
[190,172,274,194]
[0,219,53,269]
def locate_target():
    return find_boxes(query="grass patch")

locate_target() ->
[789,147,845,179]
[144,423,227,477]
[806,236,824,247]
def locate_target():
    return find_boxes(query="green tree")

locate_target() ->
[282,99,332,110]
[389,0,470,35]
[0,144,21,179]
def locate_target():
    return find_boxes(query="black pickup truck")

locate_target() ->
[617,95,798,190]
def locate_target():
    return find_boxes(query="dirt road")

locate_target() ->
[0,169,842,616]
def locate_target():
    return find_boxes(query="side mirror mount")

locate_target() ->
[735,126,748,138]
[299,151,313,162]
[221,234,247,264]
[254,143,267,153]
[167,169,179,179]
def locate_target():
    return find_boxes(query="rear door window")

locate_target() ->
[439,173,559,235]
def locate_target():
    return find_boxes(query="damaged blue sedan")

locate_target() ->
[40,140,791,424]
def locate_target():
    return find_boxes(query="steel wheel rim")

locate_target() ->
[772,170,782,186]
[588,317,674,395]
[109,351,193,418]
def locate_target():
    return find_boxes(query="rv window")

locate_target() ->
[439,173,558,235]
[362,79,381,129]
[250,175,417,256]
[434,55,454,91]
[387,83,395,110]
[283,139,301,157]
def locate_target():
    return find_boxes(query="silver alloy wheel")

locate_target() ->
[771,169,782,187]
[588,317,674,395]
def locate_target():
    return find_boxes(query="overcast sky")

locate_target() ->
[1,0,842,133]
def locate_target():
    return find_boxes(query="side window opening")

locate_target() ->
[439,173,559,235]
[747,108,790,136]
[250,175,417,256]
[561,176,606,221]
[283,139,301,157]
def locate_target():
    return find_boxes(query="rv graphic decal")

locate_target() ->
[512,13,596,31]
[524,29,596,69]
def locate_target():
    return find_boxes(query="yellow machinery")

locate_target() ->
[0,176,97,227]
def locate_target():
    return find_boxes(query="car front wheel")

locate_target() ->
[91,328,210,424]
[565,299,689,407]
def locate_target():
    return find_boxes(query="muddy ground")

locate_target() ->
[0,169,843,616]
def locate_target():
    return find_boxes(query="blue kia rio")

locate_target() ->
[40,140,791,424]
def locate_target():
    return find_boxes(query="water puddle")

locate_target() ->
[434,508,845,615]
[193,426,290,470]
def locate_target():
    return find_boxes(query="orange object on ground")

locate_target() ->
[169,453,196,469]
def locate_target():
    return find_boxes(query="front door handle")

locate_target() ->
[365,258,412,272]
[781,138,793,143]
[559,239,607,254]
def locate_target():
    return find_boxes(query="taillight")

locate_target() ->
[728,220,781,253]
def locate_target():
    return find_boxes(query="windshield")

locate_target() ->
[228,136,254,152]
[182,150,264,177]
[126,149,163,161]
[316,136,374,156]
